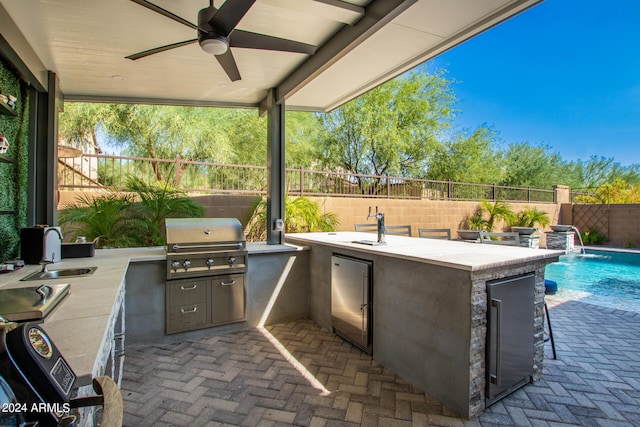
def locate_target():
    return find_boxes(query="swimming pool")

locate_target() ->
[544,248,640,313]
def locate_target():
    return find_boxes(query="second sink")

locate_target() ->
[21,266,98,281]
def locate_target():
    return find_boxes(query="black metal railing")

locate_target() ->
[58,154,556,203]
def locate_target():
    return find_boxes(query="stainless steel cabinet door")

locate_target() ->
[211,274,246,326]
[331,255,372,353]
[486,274,535,404]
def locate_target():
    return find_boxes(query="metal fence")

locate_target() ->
[571,188,608,204]
[58,153,556,203]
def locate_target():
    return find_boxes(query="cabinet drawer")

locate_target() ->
[166,303,208,334]
[211,274,246,325]
[166,279,208,306]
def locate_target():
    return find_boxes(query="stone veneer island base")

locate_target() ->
[286,232,561,419]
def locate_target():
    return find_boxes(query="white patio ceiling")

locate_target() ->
[0,0,541,111]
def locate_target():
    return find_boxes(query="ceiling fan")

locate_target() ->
[127,0,317,82]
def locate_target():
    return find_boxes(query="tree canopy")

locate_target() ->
[318,70,456,179]
[58,68,640,192]
[426,126,502,183]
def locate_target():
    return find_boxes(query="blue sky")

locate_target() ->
[426,0,640,166]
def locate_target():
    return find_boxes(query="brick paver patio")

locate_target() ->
[121,295,640,426]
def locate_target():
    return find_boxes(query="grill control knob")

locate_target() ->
[227,256,236,266]
[171,261,181,272]
[205,258,215,269]
[182,260,191,270]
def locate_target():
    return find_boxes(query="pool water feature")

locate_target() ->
[545,248,640,313]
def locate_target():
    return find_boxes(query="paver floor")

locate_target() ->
[121,295,640,426]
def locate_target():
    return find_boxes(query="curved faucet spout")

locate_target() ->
[41,227,63,271]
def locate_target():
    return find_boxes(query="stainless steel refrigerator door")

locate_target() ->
[487,274,535,404]
[331,255,372,353]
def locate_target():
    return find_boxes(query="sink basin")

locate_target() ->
[21,266,97,281]
[352,240,386,246]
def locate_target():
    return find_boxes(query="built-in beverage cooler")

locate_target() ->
[486,273,535,405]
[331,254,373,354]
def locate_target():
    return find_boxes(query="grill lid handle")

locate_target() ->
[171,243,244,252]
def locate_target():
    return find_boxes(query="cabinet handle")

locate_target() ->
[180,284,198,290]
[114,333,125,357]
[220,279,236,286]
[181,306,197,314]
[490,298,503,386]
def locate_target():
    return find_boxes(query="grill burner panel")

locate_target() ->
[166,251,246,281]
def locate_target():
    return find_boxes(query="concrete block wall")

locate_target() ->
[309,197,561,240]
[58,190,562,243]
[192,194,261,227]
[569,203,640,248]
[609,205,640,247]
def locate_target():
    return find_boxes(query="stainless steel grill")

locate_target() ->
[165,218,247,281]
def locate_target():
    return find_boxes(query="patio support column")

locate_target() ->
[266,89,285,245]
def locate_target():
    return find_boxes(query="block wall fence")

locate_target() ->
[59,188,572,246]
[60,186,640,248]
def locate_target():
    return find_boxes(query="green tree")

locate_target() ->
[568,156,640,188]
[285,111,323,168]
[58,102,105,149]
[500,142,570,188]
[574,179,640,203]
[426,126,502,183]
[318,69,457,194]
[60,103,324,168]
[100,104,236,183]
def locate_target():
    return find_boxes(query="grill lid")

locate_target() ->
[165,218,246,250]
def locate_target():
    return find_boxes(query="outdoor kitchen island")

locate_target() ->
[285,231,562,419]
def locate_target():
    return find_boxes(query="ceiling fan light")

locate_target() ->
[200,36,229,55]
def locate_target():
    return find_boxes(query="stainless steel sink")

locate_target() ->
[351,240,386,246]
[21,266,97,281]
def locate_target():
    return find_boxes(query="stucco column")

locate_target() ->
[553,185,571,204]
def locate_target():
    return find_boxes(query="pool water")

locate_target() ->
[544,249,640,313]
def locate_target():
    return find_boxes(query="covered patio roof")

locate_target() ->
[1,0,541,112]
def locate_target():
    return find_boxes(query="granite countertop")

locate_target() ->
[286,232,562,271]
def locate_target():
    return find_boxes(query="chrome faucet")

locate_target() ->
[41,227,63,272]
[367,206,385,244]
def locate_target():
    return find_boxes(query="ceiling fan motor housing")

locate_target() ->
[197,6,229,55]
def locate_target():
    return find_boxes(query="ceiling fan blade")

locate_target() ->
[209,0,256,35]
[230,31,317,55]
[130,0,198,30]
[126,39,198,60]
[215,50,241,82]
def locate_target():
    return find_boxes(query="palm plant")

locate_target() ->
[514,207,550,228]
[58,191,139,248]
[465,199,516,231]
[125,176,205,246]
[465,211,489,231]
[245,196,339,241]
[59,177,205,248]
[480,199,516,231]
